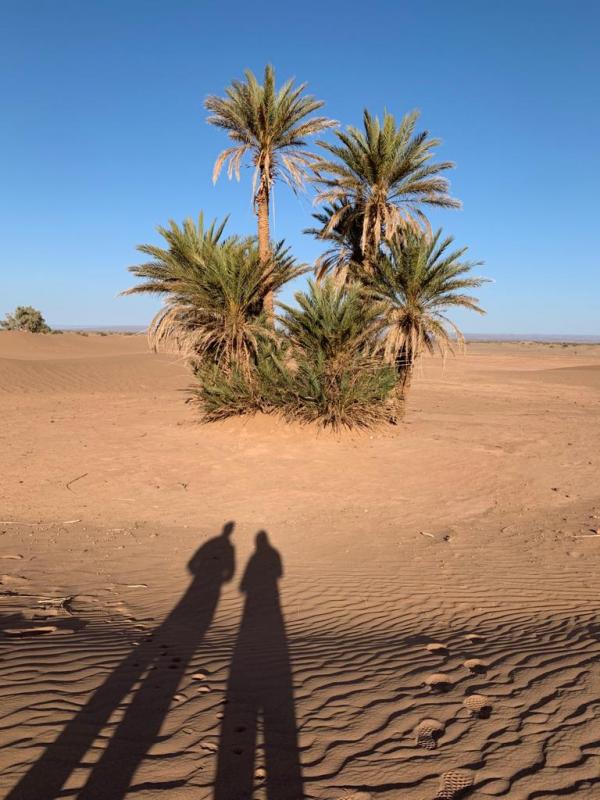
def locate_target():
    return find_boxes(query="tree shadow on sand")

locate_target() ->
[214,530,303,800]
[6,522,236,800]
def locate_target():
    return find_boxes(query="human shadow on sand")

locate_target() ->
[6,522,236,800]
[214,530,303,800]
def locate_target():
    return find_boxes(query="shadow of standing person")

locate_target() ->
[214,531,303,800]
[6,522,235,800]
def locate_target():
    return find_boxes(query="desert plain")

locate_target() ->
[1,331,599,799]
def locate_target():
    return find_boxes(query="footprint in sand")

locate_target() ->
[0,574,31,591]
[463,658,488,675]
[425,673,452,693]
[415,718,445,749]
[435,769,474,799]
[463,693,492,719]
[426,642,449,657]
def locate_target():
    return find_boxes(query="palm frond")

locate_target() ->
[310,108,460,267]
[205,64,336,201]
[123,215,307,373]
[363,228,489,387]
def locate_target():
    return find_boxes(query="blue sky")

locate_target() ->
[1,0,598,333]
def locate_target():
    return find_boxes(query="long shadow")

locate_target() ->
[214,531,303,800]
[6,522,235,800]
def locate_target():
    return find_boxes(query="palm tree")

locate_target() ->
[277,279,395,429]
[304,200,365,282]
[280,278,380,360]
[366,229,488,395]
[312,109,460,269]
[123,214,306,374]
[205,64,336,316]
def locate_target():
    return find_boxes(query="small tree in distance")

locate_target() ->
[0,306,51,333]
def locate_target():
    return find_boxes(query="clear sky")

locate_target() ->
[1,0,598,333]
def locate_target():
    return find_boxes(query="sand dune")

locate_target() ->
[1,332,599,799]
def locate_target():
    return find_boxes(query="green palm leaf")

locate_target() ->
[363,228,489,393]
[123,214,307,373]
[312,109,460,270]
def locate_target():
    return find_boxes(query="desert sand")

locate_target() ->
[1,331,599,799]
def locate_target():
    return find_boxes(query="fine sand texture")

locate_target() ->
[1,331,600,799]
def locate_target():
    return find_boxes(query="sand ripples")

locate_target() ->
[1,548,600,799]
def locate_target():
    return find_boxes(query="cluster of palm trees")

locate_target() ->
[126,65,487,428]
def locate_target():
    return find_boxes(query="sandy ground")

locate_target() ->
[1,331,599,800]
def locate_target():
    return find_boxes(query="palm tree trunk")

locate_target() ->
[398,362,414,396]
[362,208,378,275]
[256,186,272,320]
[387,352,413,424]
[395,350,414,403]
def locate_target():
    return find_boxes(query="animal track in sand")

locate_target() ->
[425,673,452,692]
[415,718,445,749]
[463,693,492,718]
[463,658,488,674]
[435,769,474,799]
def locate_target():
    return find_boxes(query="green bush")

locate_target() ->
[271,350,396,429]
[189,365,262,420]
[1,306,51,333]
[123,215,305,374]
[189,280,398,429]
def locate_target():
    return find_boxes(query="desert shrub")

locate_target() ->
[275,280,396,428]
[189,364,265,420]
[1,306,51,333]
[188,339,289,420]
[189,280,397,429]
[270,349,396,429]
